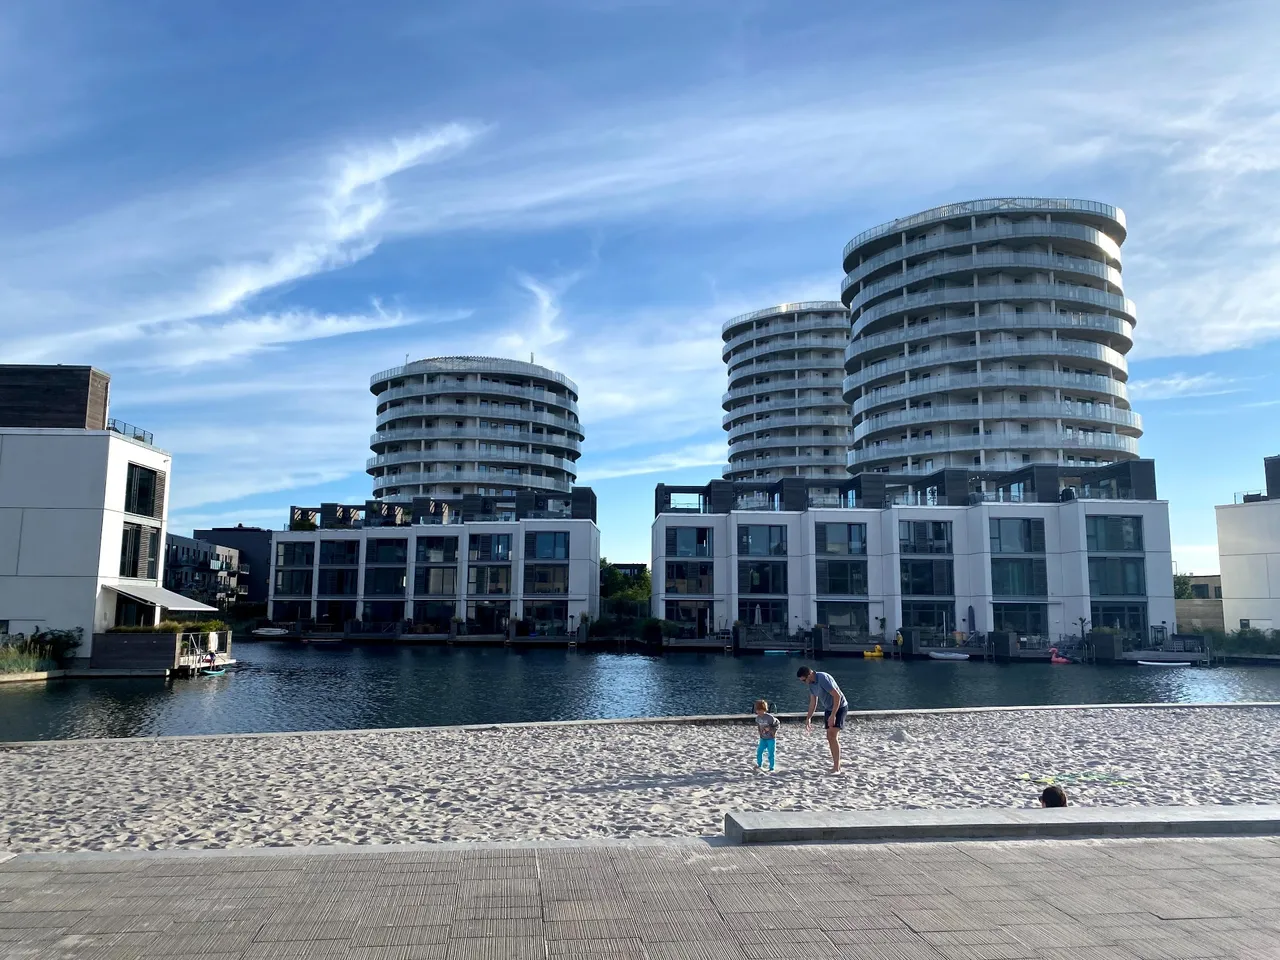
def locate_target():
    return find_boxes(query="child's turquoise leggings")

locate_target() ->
[756,739,775,769]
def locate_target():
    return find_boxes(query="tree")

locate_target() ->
[600,559,651,603]
[1173,572,1194,600]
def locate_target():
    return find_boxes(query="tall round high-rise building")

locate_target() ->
[367,356,583,502]
[721,301,852,482]
[841,198,1141,476]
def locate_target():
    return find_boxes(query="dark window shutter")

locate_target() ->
[1033,558,1047,595]
[152,471,166,518]
[525,532,537,557]
[665,528,677,556]
[1030,520,1046,553]
[815,524,827,554]
[815,559,828,594]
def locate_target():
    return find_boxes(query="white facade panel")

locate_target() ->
[1217,499,1280,631]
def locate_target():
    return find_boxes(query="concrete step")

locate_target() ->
[725,805,1280,844]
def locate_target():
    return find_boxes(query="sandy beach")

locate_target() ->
[3,705,1279,853]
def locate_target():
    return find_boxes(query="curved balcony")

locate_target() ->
[726,413,851,441]
[852,284,1136,337]
[370,427,583,455]
[850,370,1130,417]
[845,251,1123,312]
[842,220,1123,285]
[722,396,851,422]
[376,405,584,436]
[727,356,846,388]
[727,435,850,456]
[842,198,1126,264]
[854,402,1142,442]
[374,381,579,416]
[847,311,1133,359]
[371,356,578,395]
[368,449,579,474]
[848,430,1141,467]
[721,313,849,356]
[722,376,844,408]
[721,301,846,337]
[724,333,849,368]
[725,453,848,475]
[372,471,572,494]
[843,341,1128,392]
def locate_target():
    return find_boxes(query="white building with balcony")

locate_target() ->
[721,302,852,483]
[841,198,1142,478]
[651,465,1173,646]
[1216,455,1280,634]
[268,508,600,636]
[367,356,584,505]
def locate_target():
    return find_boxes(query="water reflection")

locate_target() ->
[2,643,1279,742]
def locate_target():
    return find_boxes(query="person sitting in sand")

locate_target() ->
[753,699,779,772]
[1040,785,1067,807]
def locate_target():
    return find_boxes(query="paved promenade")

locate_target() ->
[3,835,1279,959]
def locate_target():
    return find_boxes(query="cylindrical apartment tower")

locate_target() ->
[367,356,583,502]
[721,301,852,482]
[841,199,1141,476]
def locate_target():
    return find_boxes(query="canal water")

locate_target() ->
[3,642,1280,742]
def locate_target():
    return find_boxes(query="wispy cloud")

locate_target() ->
[578,442,727,483]
[1128,373,1243,401]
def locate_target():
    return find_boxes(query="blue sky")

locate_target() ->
[3,0,1278,573]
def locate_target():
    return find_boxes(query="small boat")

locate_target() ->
[1138,660,1192,667]
[927,651,970,661]
[251,627,289,637]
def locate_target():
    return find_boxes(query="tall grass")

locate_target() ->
[0,643,55,674]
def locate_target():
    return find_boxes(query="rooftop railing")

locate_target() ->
[107,419,154,445]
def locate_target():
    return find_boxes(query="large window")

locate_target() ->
[412,600,455,631]
[467,600,510,633]
[1092,602,1148,637]
[366,567,407,596]
[317,568,358,595]
[738,560,788,594]
[469,534,512,561]
[989,518,1045,554]
[274,569,313,597]
[276,541,314,567]
[817,523,867,556]
[526,531,569,560]
[738,525,787,556]
[124,463,163,518]
[900,559,954,596]
[737,598,788,625]
[901,600,955,637]
[319,540,359,565]
[665,561,713,595]
[414,566,458,596]
[119,523,159,578]
[899,520,952,554]
[815,559,868,596]
[524,564,569,595]
[525,600,569,633]
[665,600,712,637]
[362,601,405,623]
[992,603,1048,636]
[1086,516,1144,552]
[416,536,459,563]
[666,527,713,558]
[817,601,869,631]
[468,565,512,595]
[1088,557,1146,596]
[366,539,408,564]
[991,558,1048,597]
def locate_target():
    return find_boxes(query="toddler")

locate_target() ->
[753,699,779,771]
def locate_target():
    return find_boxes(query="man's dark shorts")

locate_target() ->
[823,704,848,730]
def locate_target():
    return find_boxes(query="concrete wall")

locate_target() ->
[1175,598,1225,634]
[0,429,172,653]
[1217,499,1280,632]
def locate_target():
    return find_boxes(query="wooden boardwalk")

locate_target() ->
[3,834,1279,958]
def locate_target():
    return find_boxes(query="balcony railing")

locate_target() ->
[107,419,154,445]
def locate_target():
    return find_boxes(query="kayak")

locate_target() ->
[1138,660,1191,667]
[251,627,288,637]
[927,651,970,661]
